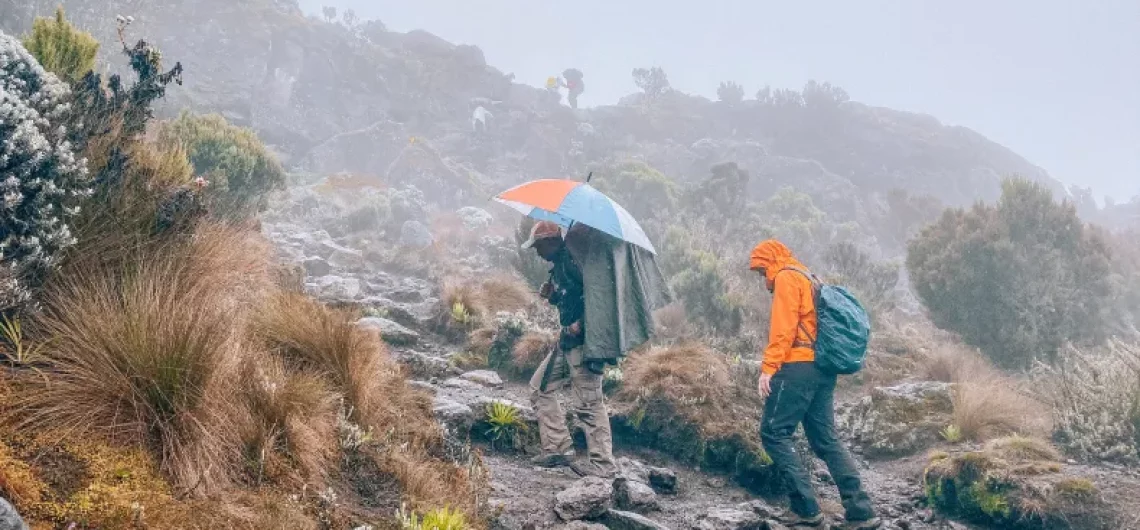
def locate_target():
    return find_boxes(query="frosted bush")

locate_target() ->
[1,31,91,309]
[1034,341,1140,463]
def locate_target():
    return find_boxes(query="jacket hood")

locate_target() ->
[749,239,805,281]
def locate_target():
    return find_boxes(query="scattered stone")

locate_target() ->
[394,350,455,380]
[693,507,764,530]
[357,317,420,346]
[461,369,504,388]
[559,522,607,530]
[838,381,954,458]
[327,246,366,270]
[312,275,363,300]
[399,220,434,248]
[614,477,660,512]
[763,521,788,530]
[302,256,332,276]
[648,466,678,494]
[555,477,614,521]
[442,377,486,391]
[0,496,28,530]
[432,396,475,433]
[408,381,437,394]
[736,499,778,519]
[605,509,670,530]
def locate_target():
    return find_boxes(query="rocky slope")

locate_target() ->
[1,0,1072,252]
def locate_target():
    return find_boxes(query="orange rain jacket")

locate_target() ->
[749,240,817,375]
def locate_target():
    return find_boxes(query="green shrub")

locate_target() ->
[592,159,677,222]
[907,179,1113,369]
[159,112,286,219]
[667,250,742,336]
[22,7,98,83]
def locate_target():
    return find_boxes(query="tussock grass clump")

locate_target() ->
[239,356,338,487]
[11,226,274,495]
[612,342,776,492]
[435,280,487,336]
[512,331,555,375]
[917,343,994,384]
[951,375,1048,442]
[480,275,533,315]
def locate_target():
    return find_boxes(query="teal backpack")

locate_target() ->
[782,267,871,375]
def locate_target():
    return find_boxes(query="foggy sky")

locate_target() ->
[301,0,1140,202]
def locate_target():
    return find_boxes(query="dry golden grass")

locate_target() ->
[618,342,737,428]
[952,375,1050,442]
[985,435,1062,463]
[239,355,338,488]
[512,331,555,373]
[436,279,488,331]
[480,274,533,315]
[653,303,690,339]
[10,226,275,496]
[917,343,995,383]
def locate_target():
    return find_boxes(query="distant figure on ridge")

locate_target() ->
[545,75,564,104]
[750,239,880,530]
[563,68,584,109]
[471,105,492,133]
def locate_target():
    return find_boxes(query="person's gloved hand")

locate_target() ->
[585,360,606,375]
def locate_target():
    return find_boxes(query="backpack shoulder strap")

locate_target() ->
[779,267,820,348]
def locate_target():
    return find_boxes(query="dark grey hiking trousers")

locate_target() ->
[760,362,875,521]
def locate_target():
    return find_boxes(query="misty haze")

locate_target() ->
[1,1,1138,530]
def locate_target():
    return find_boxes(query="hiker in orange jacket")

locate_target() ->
[750,240,880,530]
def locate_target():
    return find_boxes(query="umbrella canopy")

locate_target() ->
[494,179,656,254]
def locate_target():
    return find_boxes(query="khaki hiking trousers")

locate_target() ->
[529,347,616,474]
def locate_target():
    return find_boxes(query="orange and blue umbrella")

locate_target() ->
[494,179,656,254]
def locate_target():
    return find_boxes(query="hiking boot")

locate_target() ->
[529,453,571,468]
[778,511,826,527]
[842,518,882,530]
[569,459,617,479]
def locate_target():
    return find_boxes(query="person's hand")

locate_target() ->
[567,321,581,336]
[759,373,773,398]
[539,282,554,300]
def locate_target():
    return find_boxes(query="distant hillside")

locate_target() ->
[1,0,1072,250]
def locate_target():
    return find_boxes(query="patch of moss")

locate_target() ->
[1053,478,1096,498]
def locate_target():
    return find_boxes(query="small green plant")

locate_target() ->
[484,401,527,451]
[0,314,48,367]
[398,504,467,530]
[941,424,964,444]
[603,365,624,396]
[451,302,473,326]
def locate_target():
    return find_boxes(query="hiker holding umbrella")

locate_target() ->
[495,178,671,478]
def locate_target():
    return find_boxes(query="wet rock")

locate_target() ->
[457,206,493,230]
[443,377,486,391]
[461,369,504,388]
[693,507,764,530]
[432,396,475,433]
[605,509,670,530]
[408,381,437,394]
[327,246,366,270]
[395,350,455,379]
[649,466,678,494]
[0,496,28,530]
[838,381,953,458]
[616,457,677,494]
[400,220,434,248]
[559,522,607,530]
[614,477,660,512]
[555,477,614,521]
[357,317,420,346]
[735,499,778,519]
[312,275,363,300]
[302,256,332,276]
[763,522,788,530]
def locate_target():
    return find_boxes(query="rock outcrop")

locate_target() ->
[839,381,954,458]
